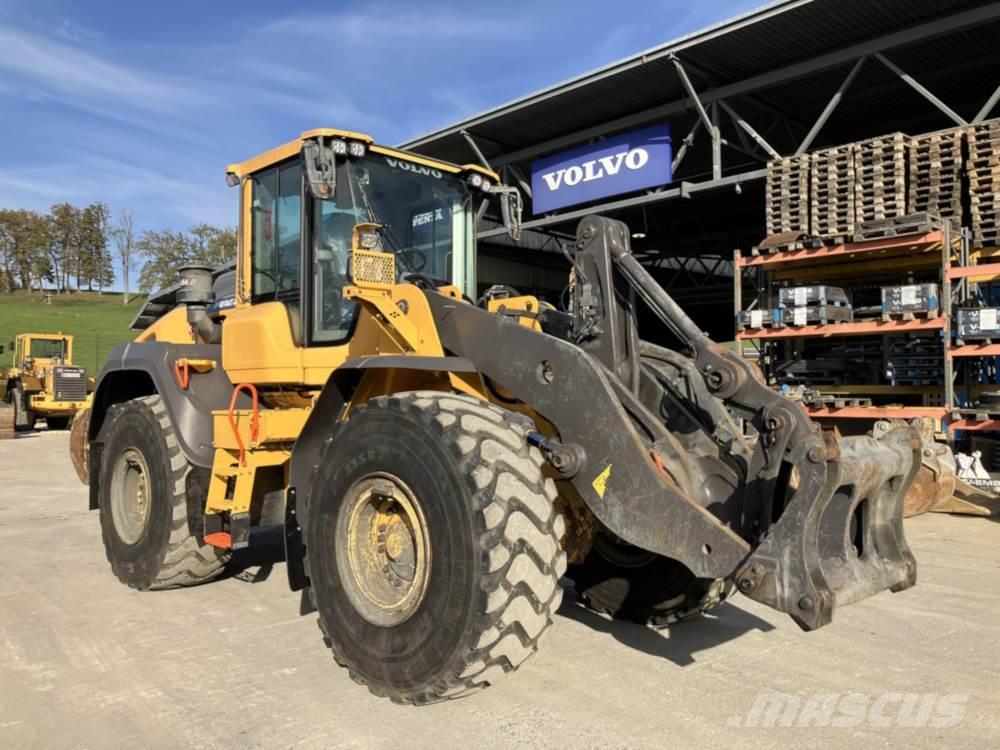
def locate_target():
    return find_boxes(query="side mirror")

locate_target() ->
[487,184,523,241]
[302,137,338,199]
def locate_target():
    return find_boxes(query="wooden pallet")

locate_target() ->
[968,121,1000,248]
[810,144,857,237]
[856,132,911,224]
[908,128,964,231]
[766,155,810,236]
[853,210,941,241]
[881,308,941,322]
[804,396,874,409]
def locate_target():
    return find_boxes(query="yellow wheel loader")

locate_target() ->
[0,333,91,437]
[81,129,919,704]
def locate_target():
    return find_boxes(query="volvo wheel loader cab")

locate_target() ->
[1,333,91,436]
[84,128,918,704]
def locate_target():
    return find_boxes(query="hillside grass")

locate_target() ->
[0,291,145,375]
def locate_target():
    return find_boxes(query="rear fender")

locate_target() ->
[89,342,238,468]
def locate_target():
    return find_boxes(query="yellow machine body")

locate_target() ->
[2,333,92,418]
[134,129,503,545]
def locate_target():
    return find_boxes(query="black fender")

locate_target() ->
[88,341,245,469]
[284,354,476,591]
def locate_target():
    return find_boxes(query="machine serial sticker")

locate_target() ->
[592,464,612,499]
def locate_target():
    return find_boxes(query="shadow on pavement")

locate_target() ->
[223,525,286,584]
[556,586,775,667]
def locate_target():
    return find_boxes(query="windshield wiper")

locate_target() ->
[351,165,415,272]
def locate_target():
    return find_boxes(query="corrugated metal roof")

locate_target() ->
[402,0,999,166]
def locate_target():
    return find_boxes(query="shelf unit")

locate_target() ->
[944,244,1000,432]
[734,223,960,427]
[736,222,1000,432]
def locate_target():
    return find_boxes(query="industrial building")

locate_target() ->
[401,0,1000,340]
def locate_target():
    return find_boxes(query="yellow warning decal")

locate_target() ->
[592,464,612,499]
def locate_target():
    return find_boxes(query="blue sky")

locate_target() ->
[0,0,761,234]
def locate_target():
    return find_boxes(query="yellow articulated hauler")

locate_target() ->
[82,129,920,703]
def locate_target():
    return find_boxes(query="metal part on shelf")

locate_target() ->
[956,308,1000,339]
[779,305,854,327]
[777,285,849,308]
[881,283,939,319]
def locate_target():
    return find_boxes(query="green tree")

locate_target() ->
[189,224,237,265]
[79,202,114,291]
[136,228,193,294]
[0,209,51,292]
[137,224,236,294]
[49,202,81,292]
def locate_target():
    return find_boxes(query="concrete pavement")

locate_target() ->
[2,430,999,749]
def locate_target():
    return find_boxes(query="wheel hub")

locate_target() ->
[336,473,431,627]
[109,448,151,545]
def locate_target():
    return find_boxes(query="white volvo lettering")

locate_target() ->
[540,147,650,192]
[386,157,443,179]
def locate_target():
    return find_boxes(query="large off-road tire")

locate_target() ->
[69,407,91,483]
[11,385,34,432]
[304,391,566,704]
[99,395,229,590]
[46,416,70,430]
[569,534,732,628]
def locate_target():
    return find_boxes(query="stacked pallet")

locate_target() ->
[810,144,856,238]
[968,119,1000,248]
[908,128,963,232]
[886,335,943,386]
[856,132,911,224]
[765,155,810,236]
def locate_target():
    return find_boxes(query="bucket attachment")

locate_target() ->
[735,426,919,631]
[874,419,1000,518]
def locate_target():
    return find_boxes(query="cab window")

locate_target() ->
[252,163,302,300]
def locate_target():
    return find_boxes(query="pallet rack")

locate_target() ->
[737,223,1000,434]
[735,225,960,428]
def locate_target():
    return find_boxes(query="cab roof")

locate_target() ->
[18,332,70,341]
[225,128,499,182]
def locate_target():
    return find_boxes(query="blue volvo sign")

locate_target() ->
[530,124,672,213]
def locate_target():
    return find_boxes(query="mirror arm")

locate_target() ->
[486,184,523,241]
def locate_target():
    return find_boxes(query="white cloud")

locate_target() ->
[261,8,516,43]
[0,25,205,116]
